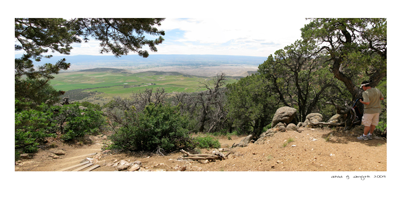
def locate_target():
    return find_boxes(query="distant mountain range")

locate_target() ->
[15,54,268,71]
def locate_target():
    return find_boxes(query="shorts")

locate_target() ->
[362,113,380,126]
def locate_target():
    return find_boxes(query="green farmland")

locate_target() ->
[50,70,238,105]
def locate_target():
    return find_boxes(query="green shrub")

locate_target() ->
[107,103,195,153]
[376,120,387,136]
[193,135,221,149]
[55,104,106,141]
[80,101,101,111]
[15,100,56,159]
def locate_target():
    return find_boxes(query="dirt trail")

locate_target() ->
[15,135,104,171]
[15,127,387,172]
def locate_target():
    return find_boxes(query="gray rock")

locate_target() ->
[128,164,140,171]
[49,153,61,159]
[274,122,286,128]
[237,135,253,147]
[271,107,297,128]
[305,113,323,125]
[255,129,278,144]
[20,154,30,159]
[133,161,142,166]
[52,150,66,155]
[286,123,298,131]
[277,126,286,132]
[117,160,131,171]
[327,114,346,124]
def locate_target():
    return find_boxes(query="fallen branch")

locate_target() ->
[309,122,345,126]
[180,149,226,161]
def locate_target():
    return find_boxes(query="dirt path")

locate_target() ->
[15,135,105,171]
[15,127,387,172]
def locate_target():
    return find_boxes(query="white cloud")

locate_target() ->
[156,18,309,56]
[15,18,310,57]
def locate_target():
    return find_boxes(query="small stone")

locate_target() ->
[20,154,30,159]
[200,160,209,164]
[133,161,142,166]
[128,164,140,171]
[53,150,66,155]
[115,160,133,170]
[49,153,60,159]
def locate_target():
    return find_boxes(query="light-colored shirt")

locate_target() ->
[362,87,384,114]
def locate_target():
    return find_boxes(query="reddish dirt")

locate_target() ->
[15,127,387,172]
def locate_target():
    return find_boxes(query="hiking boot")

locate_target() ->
[357,135,369,141]
[367,133,373,140]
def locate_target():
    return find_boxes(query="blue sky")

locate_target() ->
[16,18,310,58]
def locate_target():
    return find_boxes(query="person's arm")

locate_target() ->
[360,99,370,105]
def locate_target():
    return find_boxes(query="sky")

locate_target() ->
[66,18,310,57]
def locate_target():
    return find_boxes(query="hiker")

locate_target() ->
[357,81,384,140]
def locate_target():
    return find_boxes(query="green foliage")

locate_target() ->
[376,121,386,135]
[15,100,56,158]
[15,18,166,117]
[15,77,63,111]
[56,104,106,141]
[107,103,194,153]
[80,101,101,111]
[226,74,279,136]
[301,18,386,95]
[193,135,221,149]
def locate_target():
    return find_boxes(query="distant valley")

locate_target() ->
[21,54,268,104]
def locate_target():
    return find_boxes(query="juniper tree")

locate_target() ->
[300,18,386,98]
[257,40,348,122]
[226,74,279,137]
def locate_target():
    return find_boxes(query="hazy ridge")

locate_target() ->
[16,54,265,76]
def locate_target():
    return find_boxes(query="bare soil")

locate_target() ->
[15,127,387,172]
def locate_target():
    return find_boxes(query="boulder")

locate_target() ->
[277,126,286,132]
[306,113,323,124]
[237,135,253,147]
[271,107,297,128]
[274,122,286,128]
[327,114,346,124]
[286,123,298,131]
[297,122,303,128]
[254,129,276,144]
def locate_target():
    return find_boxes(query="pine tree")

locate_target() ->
[15,18,165,107]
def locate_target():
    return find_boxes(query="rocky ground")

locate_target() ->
[15,125,387,172]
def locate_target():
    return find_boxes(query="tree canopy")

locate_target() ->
[15,18,165,107]
[301,18,386,98]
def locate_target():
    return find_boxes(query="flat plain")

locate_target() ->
[50,69,239,104]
